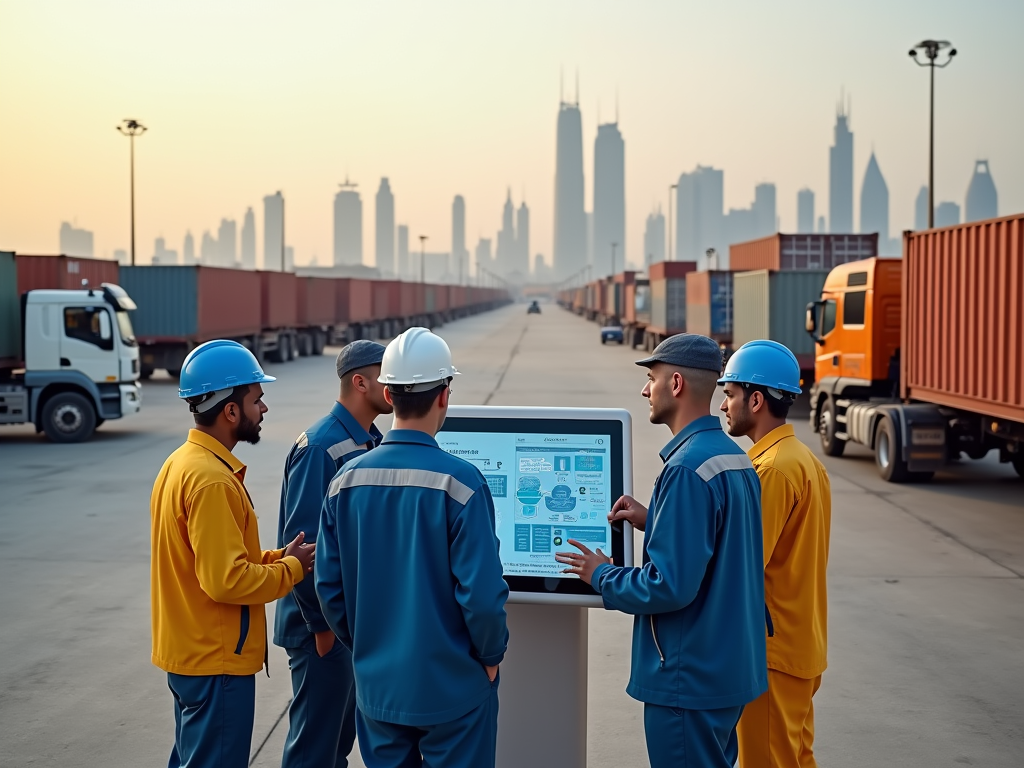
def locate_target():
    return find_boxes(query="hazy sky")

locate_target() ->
[2,0,1021,270]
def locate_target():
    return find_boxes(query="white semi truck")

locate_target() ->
[0,264,142,442]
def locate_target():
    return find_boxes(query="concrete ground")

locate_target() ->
[0,302,1021,767]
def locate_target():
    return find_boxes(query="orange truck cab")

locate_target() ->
[805,250,1024,483]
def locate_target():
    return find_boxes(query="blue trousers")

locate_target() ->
[282,635,357,768]
[643,702,744,768]
[167,673,255,768]
[356,675,500,768]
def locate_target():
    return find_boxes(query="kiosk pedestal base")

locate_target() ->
[497,603,588,768]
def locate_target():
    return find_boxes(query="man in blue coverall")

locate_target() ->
[556,333,767,768]
[315,327,509,768]
[274,340,390,768]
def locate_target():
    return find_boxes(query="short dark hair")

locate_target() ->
[388,381,448,419]
[190,385,250,427]
[742,383,793,419]
[340,364,380,396]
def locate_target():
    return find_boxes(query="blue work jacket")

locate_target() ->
[593,415,768,711]
[273,402,383,648]
[315,429,509,727]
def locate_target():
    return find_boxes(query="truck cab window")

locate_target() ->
[843,290,867,326]
[64,307,114,351]
[821,299,837,336]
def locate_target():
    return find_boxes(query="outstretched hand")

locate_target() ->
[284,531,316,573]
[554,539,612,586]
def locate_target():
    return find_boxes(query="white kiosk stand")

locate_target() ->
[439,407,634,768]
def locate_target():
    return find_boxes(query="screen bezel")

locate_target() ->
[439,407,633,603]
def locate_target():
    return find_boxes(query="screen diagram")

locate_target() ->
[438,431,613,579]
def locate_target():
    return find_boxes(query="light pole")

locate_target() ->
[909,40,956,229]
[419,235,427,283]
[668,183,677,262]
[116,119,147,265]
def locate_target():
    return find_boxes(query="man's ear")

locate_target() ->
[671,371,685,398]
[383,387,395,406]
[748,390,764,414]
[222,401,240,425]
[438,386,450,410]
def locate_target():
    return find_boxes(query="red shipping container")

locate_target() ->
[730,233,878,272]
[198,267,262,339]
[400,282,424,317]
[372,280,400,321]
[902,214,1024,423]
[336,279,374,324]
[297,277,337,326]
[259,271,298,328]
[648,261,697,281]
[16,254,120,295]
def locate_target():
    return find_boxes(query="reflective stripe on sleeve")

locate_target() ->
[328,467,476,504]
[327,438,362,461]
[694,454,754,482]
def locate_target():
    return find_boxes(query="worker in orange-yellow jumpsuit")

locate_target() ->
[719,340,832,767]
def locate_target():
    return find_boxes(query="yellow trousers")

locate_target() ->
[737,670,821,768]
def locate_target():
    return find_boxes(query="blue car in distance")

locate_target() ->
[600,326,624,345]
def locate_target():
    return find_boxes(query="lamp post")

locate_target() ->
[116,119,147,265]
[419,235,427,283]
[668,183,677,262]
[909,40,956,229]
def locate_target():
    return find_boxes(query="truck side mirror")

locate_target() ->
[98,311,112,341]
[805,305,817,333]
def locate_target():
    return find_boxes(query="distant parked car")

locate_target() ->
[600,326,624,344]
[527,300,541,314]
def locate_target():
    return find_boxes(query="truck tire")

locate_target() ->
[1013,456,1024,479]
[299,334,313,357]
[166,368,181,379]
[313,332,326,356]
[819,398,846,457]
[42,392,97,443]
[272,336,290,363]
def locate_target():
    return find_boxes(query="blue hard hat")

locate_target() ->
[178,340,276,399]
[718,340,802,395]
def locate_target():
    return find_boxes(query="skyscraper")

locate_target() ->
[676,165,723,268]
[217,219,237,266]
[496,189,516,276]
[241,207,256,269]
[753,183,777,237]
[935,202,960,228]
[817,216,827,234]
[334,180,362,266]
[829,99,854,233]
[643,208,665,268]
[397,225,410,278]
[797,189,815,234]
[554,94,586,279]
[263,192,285,270]
[151,237,178,265]
[375,178,395,274]
[451,196,468,283]
[860,152,890,252]
[183,231,195,264]
[516,201,530,279]
[593,121,625,277]
[59,222,94,257]
[965,160,998,222]
[201,231,217,264]
[914,186,929,231]
[475,238,493,276]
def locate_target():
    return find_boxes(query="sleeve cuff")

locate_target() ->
[478,650,506,666]
[592,562,613,590]
[306,619,331,634]
[282,555,305,583]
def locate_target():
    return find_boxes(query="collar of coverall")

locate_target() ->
[187,428,246,476]
[659,414,725,463]
[380,429,440,449]
[747,423,796,462]
[329,401,378,447]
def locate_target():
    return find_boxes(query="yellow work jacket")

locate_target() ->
[151,429,304,676]
[748,424,831,679]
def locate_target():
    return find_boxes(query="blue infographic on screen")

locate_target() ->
[438,431,613,579]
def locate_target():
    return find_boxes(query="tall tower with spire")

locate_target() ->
[333,179,362,266]
[554,75,586,280]
[829,93,854,233]
[965,161,998,222]
[860,151,891,253]
[593,118,625,277]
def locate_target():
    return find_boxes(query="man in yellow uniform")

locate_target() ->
[719,340,831,768]
[151,340,316,768]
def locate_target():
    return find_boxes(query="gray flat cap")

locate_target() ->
[336,340,386,379]
[635,333,723,373]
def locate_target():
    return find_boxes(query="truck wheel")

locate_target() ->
[139,368,153,380]
[875,418,910,483]
[273,336,290,363]
[313,333,326,356]
[1013,456,1024,479]
[819,398,846,457]
[166,368,181,379]
[42,392,97,443]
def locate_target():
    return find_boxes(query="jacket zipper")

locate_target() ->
[650,615,665,668]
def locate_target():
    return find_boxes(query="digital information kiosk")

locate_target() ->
[438,406,634,768]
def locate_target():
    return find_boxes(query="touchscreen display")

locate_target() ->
[439,431,613,579]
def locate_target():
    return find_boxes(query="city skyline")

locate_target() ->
[2,2,1022,270]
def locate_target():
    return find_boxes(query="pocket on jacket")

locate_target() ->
[233,605,251,655]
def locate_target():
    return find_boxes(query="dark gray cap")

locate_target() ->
[336,340,386,379]
[635,333,724,373]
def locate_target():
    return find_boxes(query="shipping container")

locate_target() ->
[732,270,829,370]
[730,234,878,272]
[0,252,20,363]
[118,265,262,341]
[902,214,1024,422]
[259,271,298,329]
[686,271,734,342]
[16,254,121,295]
[623,277,651,325]
[401,282,425,318]
[372,280,401,321]
[648,261,697,335]
[296,277,337,326]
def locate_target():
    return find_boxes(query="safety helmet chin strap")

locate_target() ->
[187,387,235,414]
[389,377,452,394]
[742,382,796,405]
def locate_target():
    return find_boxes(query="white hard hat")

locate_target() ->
[378,327,460,392]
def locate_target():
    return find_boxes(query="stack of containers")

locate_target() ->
[296,277,337,328]
[685,271,734,343]
[649,261,697,340]
[258,271,298,331]
[16,254,120,295]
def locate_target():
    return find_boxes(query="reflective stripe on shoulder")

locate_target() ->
[328,467,475,504]
[694,454,754,482]
[327,438,363,461]
[294,432,309,449]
